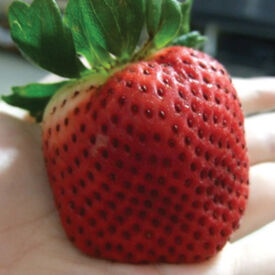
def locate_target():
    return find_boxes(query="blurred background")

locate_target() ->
[192,0,275,77]
[0,0,275,95]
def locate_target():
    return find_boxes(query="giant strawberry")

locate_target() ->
[3,0,249,264]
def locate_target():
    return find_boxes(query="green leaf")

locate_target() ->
[171,31,206,49]
[1,81,68,122]
[111,0,145,58]
[65,0,145,65]
[9,0,82,78]
[65,0,113,68]
[118,0,148,57]
[179,0,194,35]
[146,0,163,38]
[151,0,182,49]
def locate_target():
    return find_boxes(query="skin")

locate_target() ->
[0,77,275,275]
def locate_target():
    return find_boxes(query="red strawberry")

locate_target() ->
[5,0,249,264]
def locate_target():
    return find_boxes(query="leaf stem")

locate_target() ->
[132,38,154,61]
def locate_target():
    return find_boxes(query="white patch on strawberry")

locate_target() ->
[90,134,109,157]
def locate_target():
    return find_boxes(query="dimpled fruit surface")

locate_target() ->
[42,46,249,263]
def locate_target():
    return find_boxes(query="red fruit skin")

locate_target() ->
[43,46,249,263]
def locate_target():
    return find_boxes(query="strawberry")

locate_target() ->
[4,0,249,264]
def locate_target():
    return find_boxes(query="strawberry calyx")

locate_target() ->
[2,0,204,122]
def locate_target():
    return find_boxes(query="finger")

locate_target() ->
[233,77,275,115]
[0,113,59,268]
[231,163,275,242]
[231,221,275,275]
[0,113,52,231]
[245,112,275,165]
[152,244,234,275]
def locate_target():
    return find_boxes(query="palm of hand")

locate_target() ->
[1,77,275,275]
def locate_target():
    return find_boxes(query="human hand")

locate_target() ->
[0,77,275,275]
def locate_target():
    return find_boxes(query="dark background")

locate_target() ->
[191,0,275,77]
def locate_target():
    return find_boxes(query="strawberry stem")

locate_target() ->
[3,0,205,121]
[132,39,154,61]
